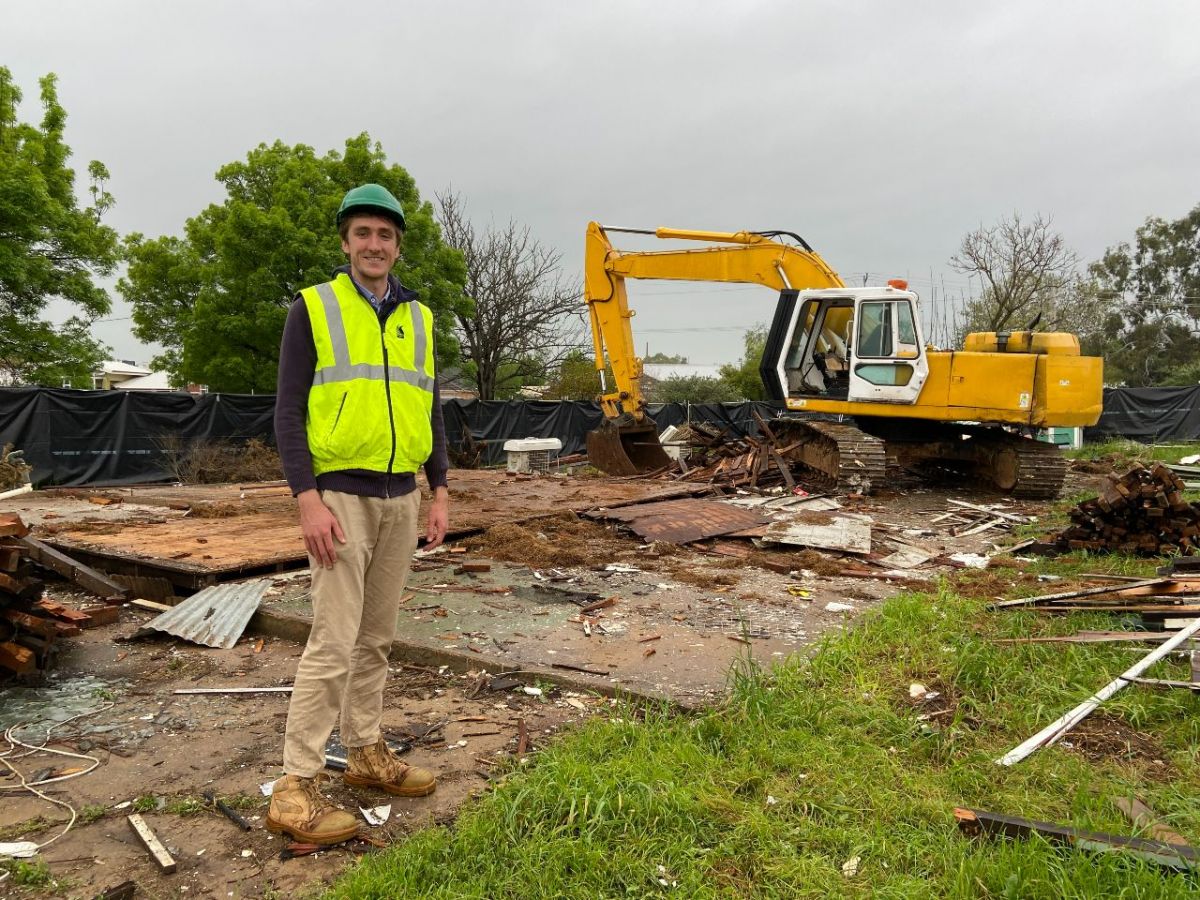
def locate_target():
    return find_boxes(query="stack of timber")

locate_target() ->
[1048,463,1200,556]
[0,513,127,675]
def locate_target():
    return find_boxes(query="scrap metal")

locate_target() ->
[586,497,769,544]
[136,578,271,649]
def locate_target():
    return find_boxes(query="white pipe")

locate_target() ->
[0,483,32,501]
[997,616,1200,766]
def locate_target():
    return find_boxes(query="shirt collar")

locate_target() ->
[348,273,391,310]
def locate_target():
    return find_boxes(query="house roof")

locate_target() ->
[642,363,723,381]
[113,371,175,391]
[100,359,153,377]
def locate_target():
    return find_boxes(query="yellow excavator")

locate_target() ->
[584,221,1103,498]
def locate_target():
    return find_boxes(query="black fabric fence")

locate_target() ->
[0,388,776,487]
[6,384,1194,487]
[0,388,277,487]
[1083,387,1200,443]
[441,399,778,466]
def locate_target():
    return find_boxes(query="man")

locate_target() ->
[267,183,450,845]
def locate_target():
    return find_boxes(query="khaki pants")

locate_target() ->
[283,490,421,776]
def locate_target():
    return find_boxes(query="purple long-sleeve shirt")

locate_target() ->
[274,267,449,498]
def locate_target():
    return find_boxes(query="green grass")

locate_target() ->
[1,858,53,887]
[219,792,266,811]
[78,804,107,825]
[0,816,50,842]
[1067,440,1200,466]
[165,796,207,816]
[327,564,1200,899]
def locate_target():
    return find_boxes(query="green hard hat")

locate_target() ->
[336,183,406,231]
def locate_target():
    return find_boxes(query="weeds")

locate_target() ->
[78,804,107,825]
[1,858,52,887]
[0,816,49,842]
[166,796,206,816]
[131,794,157,813]
[218,793,265,811]
[154,433,282,484]
[1067,439,1200,466]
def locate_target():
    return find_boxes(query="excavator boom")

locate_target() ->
[585,222,843,419]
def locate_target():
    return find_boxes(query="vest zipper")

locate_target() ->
[380,319,398,495]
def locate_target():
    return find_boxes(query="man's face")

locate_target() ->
[341,214,401,282]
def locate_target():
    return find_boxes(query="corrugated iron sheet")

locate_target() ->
[586,498,769,544]
[136,579,272,649]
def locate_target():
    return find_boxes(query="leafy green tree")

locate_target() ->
[649,374,740,403]
[543,349,610,400]
[0,68,116,386]
[120,134,469,392]
[643,351,688,364]
[718,326,768,400]
[1086,204,1200,385]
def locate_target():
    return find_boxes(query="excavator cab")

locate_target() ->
[761,286,929,409]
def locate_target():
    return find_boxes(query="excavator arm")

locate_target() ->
[584,221,846,421]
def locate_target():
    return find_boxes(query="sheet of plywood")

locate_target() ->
[762,516,872,554]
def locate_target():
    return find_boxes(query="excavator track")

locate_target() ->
[982,430,1069,500]
[885,424,1069,500]
[772,419,888,495]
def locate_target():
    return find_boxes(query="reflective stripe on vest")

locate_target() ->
[301,274,435,476]
[310,281,435,393]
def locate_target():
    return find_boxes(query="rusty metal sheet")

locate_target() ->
[135,579,271,649]
[586,498,769,544]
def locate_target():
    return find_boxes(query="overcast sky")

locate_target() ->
[6,0,1199,367]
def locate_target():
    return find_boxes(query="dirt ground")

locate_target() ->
[0,469,1091,898]
[1,621,590,899]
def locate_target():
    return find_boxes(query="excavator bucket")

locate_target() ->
[585,420,673,476]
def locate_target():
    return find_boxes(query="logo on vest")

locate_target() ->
[396,324,405,340]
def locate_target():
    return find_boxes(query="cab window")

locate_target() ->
[856,302,893,358]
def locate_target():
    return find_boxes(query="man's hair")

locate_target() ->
[338,213,403,243]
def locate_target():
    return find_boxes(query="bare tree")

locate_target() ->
[436,190,586,400]
[951,213,1085,339]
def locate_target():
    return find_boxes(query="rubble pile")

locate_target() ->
[0,513,120,675]
[1051,463,1200,556]
[0,443,31,491]
[674,418,806,492]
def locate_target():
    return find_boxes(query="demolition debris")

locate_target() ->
[0,513,127,674]
[1045,462,1200,556]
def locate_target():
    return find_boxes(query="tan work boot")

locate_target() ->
[265,774,359,845]
[344,738,437,797]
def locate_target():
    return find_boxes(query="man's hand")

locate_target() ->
[297,489,345,568]
[425,486,449,550]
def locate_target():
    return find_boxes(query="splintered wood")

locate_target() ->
[0,513,127,673]
[1050,462,1200,555]
[671,416,805,492]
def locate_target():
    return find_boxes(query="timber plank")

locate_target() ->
[126,814,177,873]
[956,807,1196,870]
[0,640,36,674]
[19,536,129,599]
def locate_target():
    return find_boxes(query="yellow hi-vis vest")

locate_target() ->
[300,273,436,477]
